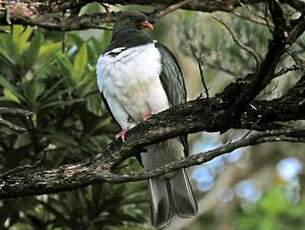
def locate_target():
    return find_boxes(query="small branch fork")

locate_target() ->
[223,0,305,120]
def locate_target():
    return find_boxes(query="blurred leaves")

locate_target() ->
[236,187,305,230]
[73,44,88,82]
[0,25,149,229]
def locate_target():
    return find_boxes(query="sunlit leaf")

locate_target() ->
[23,32,43,71]
[0,74,24,102]
[258,188,290,215]
[56,53,75,79]
[38,42,61,64]
[73,44,88,82]
[3,88,20,103]
[11,26,32,60]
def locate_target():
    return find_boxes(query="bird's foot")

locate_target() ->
[143,112,153,121]
[116,129,128,142]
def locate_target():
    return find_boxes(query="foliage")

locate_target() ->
[1,2,305,229]
[235,187,305,230]
[0,26,150,229]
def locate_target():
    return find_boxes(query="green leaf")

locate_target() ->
[73,44,88,82]
[20,80,45,106]
[69,33,84,48]
[0,51,17,77]
[0,74,23,102]
[23,32,43,71]
[11,26,33,61]
[56,53,75,79]
[12,26,32,52]
[38,42,61,64]
[101,30,112,51]
[3,88,20,103]
[259,188,291,215]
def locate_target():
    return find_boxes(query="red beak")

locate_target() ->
[142,21,154,30]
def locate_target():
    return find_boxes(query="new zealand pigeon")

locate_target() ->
[96,11,198,229]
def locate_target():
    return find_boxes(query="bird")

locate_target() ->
[96,11,198,229]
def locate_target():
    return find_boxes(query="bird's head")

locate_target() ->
[114,11,155,33]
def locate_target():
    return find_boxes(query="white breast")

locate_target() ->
[96,43,169,129]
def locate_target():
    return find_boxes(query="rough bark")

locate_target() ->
[0,0,303,30]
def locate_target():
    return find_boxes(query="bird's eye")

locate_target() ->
[130,16,136,22]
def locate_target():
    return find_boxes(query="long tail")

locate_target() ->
[149,169,197,229]
[141,139,198,229]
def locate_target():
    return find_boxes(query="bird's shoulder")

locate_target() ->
[153,42,187,105]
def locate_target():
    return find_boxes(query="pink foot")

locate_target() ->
[143,112,153,121]
[116,129,127,142]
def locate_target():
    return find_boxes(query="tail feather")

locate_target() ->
[169,168,198,218]
[142,139,197,229]
[148,169,197,229]
[148,178,173,229]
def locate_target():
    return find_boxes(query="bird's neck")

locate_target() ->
[105,29,153,52]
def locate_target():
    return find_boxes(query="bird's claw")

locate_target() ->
[143,112,153,121]
[116,129,127,142]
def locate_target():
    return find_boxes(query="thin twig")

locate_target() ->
[190,43,209,101]
[286,47,305,70]
[101,3,110,14]
[264,2,274,34]
[153,0,193,19]
[0,108,32,132]
[6,0,11,24]
[0,115,26,132]
[0,150,47,178]
[241,1,269,23]
[274,65,303,77]
[241,85,301,140]
[96,128,305,183]
[212,15,261,70]
[204,61,240,77]
[232,11,269,27]
[0,107,32,117]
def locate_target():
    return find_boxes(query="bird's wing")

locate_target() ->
[96,53,122,128]
[100,92,119,126]
[155,42,189,156]
[155,42,186,106]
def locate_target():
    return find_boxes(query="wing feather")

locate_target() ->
[155,43,189,156]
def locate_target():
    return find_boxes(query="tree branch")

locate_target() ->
[1,127,305,199]
[1,82,305,198]
[0,107,32,132]
[0,107,32,117]
[0,115,26,132]
[0,0,264,31]
[223,1,305,123]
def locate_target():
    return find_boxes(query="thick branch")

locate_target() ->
[0,128,305,199]
[1,87,305,199]
[0,0,262,30]
[221,4,305,123]
[1,0,304,31]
